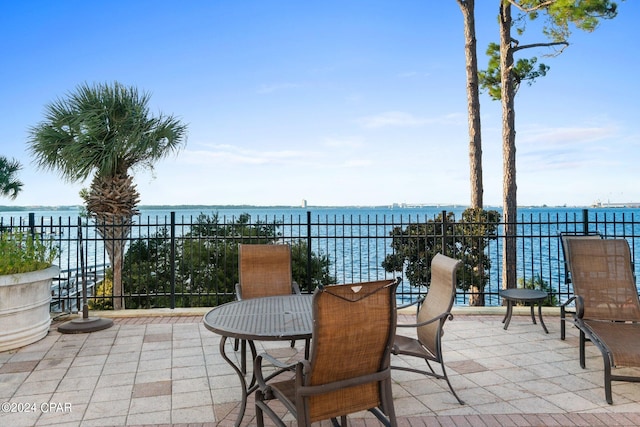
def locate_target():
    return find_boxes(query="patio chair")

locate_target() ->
[559,231,602,339]
[254,279,399,427]
[391,253,465,405]
[234,244,303,372]
[565,238,640,404]
[235,243,300,300]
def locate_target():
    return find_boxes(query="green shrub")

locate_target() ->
[0,231,58,274]
[89,272,114,310]
[518,274,558,306]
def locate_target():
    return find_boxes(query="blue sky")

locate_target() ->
[1,1,638,208]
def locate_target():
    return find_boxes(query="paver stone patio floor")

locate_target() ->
[1,309,640,426]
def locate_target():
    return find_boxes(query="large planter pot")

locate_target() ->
[0,265,59,352]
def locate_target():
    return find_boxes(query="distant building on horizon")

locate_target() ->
[301,199,307,208]
[592,200,640,208]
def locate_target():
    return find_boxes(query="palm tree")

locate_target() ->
[28,82,187,309]
[0,156,23,200]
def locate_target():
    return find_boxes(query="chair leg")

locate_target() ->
[391,356,464,405]
[304,338,310,359]
[374,379,397,427]
[370,408,395,427]
[432,348,464,405]
[579,329,586,369]
[255,388,287,427]
[330,416,347,426]
[424,359,438,376]
[604,359,613,404]
[441,362,465,405]
[255,389,266,427]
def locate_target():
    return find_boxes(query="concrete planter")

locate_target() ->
[0,265,59,352]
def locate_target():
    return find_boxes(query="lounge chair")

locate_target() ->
[254,279,399,426]
[234,244,303,373]
[564,238,640,404]
[559,231,602,339]
[391,253,465,404]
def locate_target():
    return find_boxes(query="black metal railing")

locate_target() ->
[2,208,639,312]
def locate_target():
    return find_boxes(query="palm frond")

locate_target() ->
[0,156,24,200]
[27,81,187,182]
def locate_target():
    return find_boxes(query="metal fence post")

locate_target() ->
[441,210,448,256]
[582,209,589,234]
[306,211,312,291]
[170,211,176,309]
[28,212,35,237]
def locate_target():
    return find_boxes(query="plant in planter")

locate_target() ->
[0,231,58,274]
[0,230,59,351]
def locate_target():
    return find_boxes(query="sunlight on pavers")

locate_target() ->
[0,312,639,426]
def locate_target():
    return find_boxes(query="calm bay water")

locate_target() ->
[3,203,628,223]
[2,204,623,224]
[2,205,639,306]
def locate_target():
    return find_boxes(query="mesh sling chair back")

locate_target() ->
[566,238,640,404]
[236,243,299,299]
[235,244,303,372]
[254,279,399,427]
[391,253,465,404]
[559,232,603,339]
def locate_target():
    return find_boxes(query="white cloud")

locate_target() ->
[517,124,620,172]
[519,125,617,147]
[356,111,463,129]
[182,144,318,166]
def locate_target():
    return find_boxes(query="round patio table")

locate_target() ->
[499,288,549,333]
[203,294,313,426]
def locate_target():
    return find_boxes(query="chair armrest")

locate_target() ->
[257,352,294,369]
[397,295,425,311]
[560,296,576,317]
[254,352,299,389]
[396,311,451,329]
[235,283,242,300]
[575,295,585,319]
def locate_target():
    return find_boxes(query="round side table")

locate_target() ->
[499,288,549,333]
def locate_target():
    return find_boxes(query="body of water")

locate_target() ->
[2,205,640,306]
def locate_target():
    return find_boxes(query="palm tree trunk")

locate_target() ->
[87,174,139,310]
[97,219,130,310]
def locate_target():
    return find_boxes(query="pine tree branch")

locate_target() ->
[506,0,555,13]
[512,40,569,54]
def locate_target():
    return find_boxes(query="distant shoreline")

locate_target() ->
[0,203,622,213]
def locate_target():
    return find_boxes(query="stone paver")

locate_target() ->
[0,311,639,426]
